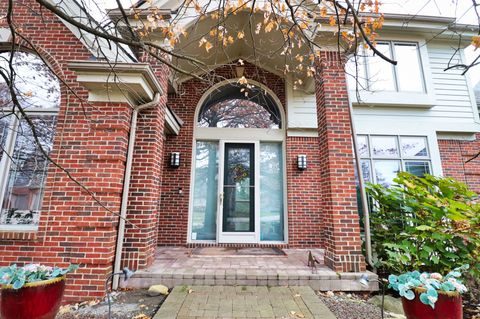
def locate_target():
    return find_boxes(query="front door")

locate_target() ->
[218,142,257,243]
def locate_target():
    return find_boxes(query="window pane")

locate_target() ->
[223,144,254,232]
[0,52,60,110]
[260,143,284,241]
[199,99,280,129]
[355,160,372,230]
[401,136,428,157]
[354,159,372,184]
[0,117,9,162]
[191,141,218,240]
[371,136,399,157]
[1,115,56,226]
[374,160,401,187]
[198,84,281,129]
[394,43,423,92]
[405,161,431,177]
[367,43,396,91]
[361,160,372,183]
[356,135,369,157]
[346,55,367,90]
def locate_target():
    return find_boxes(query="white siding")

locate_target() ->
[286,83,317,131]
[285,42,480,134]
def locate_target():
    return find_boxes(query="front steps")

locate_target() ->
[121,247,378,291]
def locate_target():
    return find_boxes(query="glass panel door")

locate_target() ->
[260,142,284,241]
[190,141,218,240]
[222,143,254,232]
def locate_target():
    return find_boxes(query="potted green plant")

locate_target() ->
[0,263,78,319]
[389,266,468,319]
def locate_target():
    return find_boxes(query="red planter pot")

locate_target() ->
[0,276,66,319]
[402,291,463,319]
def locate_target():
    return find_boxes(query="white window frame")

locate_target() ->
[360,41,426,93]
[0,110,58,232]
[348,37,436,107]
[357,134,434,186]
[188,79,288,244]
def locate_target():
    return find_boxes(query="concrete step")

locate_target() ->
[122,268,378,291]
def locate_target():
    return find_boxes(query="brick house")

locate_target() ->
[0,0,479,300]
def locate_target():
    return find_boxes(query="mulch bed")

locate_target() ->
[56,289,166,319]
[317,291,383,319]
[464,274,480,319]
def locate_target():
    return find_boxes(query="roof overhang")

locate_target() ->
[68,61,163,104]
[379,14,478,40]
[69,61,183,135]
[315,13,479,44]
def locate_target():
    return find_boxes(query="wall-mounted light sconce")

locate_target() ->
[297,154,307,170]
[170,152,180,168]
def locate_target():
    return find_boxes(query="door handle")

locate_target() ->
[219,192,224,205]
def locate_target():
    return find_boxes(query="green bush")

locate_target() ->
[367,172,480,276]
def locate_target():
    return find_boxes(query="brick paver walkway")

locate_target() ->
[154,286,337,319]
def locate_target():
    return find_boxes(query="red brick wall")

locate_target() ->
[0,1,131,301]
[286,137,324,247]
[315,51,365,272]
[438,133,480,193]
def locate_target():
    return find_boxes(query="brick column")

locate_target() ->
[121,58,169,270]
[39,98,132,300]
[315,51,365,272]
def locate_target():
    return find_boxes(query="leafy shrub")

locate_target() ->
[367,172,480,276]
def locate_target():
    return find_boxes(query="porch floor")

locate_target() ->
[123,247,378,291]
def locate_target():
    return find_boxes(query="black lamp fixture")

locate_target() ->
[170,152,180,168]
[297,154,307,170]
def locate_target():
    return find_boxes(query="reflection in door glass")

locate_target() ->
[191,141,218,240]
[223,144,254,232]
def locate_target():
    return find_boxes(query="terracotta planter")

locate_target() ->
[0,276,66,319]
[402,290,463,319]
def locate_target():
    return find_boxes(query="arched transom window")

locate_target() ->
[197,83,281,129]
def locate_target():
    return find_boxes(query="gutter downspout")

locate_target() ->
[112,93,161,290]
[347,100,374,268]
